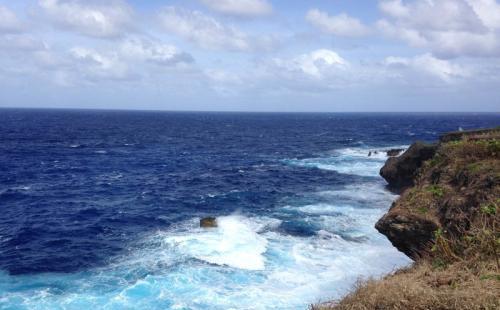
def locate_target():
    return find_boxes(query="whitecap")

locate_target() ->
[285,145,407,177]
[161,216,270,271]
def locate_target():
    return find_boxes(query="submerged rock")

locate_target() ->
[200,217,217,228]
[380,142,437,191]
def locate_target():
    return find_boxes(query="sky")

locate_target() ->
[0,0,499,112]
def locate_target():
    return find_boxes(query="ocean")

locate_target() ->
[0,110,499,309]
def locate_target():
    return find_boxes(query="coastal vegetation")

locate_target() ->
[315,128,500,310]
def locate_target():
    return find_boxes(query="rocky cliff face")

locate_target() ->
[376,128,500,259]
[379,142,437,192]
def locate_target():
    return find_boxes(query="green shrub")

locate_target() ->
[481,203,497,216]
[427,185,444,197]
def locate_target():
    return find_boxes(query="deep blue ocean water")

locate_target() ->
[0,110,499,309]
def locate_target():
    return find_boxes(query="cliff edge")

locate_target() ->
[314,128,500,310]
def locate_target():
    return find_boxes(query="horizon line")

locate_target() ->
[1,106,499,114]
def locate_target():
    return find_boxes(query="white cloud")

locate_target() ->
[199,0,272,17]
[272,49,348,79]
[159,6,249,51]
[158,6,279,52]
[377,0,500,58]
[0,6,22,33]
[466,0,500,29]
[379,0,409,18]
[38,0,133,38]
[120,38,194,66]
[306,9,369,37]
[70,47,131,81]
[384,53,469,82]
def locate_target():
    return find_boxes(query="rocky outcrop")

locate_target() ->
[379,142,437,191]
[376,128,499,259]
[375,211,439,259]
[200,217,217,228]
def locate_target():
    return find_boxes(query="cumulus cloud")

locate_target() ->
[469,0,500,29]
[377,0,500,58]
[0,6,23,33]
[384,53,470,82]
[158,6,279,52]
[69,47,131,81]
[65,37,195,84]
[159,6,249,51]
[306,9,369,37]
[199,0,272,17]
[120,37,194,66]
[38,0,133,39]
[273,49,348,78]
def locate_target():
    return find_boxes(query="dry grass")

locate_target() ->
[312,261,499,310]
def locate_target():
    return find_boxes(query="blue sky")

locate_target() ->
[0,0,499,111]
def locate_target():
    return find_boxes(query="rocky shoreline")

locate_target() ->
[315,127,500,309]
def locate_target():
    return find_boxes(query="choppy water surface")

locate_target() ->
[0,110,498,309]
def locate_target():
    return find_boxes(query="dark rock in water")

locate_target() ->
[200,217,217,228]
[375,212,439,259]
[380,142,437,191]
[368,151,372,157]
[386,148,404,157]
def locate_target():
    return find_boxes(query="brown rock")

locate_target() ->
[200,217,217,228]
[380,142,437,191]
[375,213,439,259]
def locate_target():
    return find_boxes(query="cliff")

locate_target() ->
[376,128,499,260]
[314,128,500,309]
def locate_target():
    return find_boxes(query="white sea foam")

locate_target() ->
[161,216,270,271]
[286,145,407,177]
[0,211,410,310]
